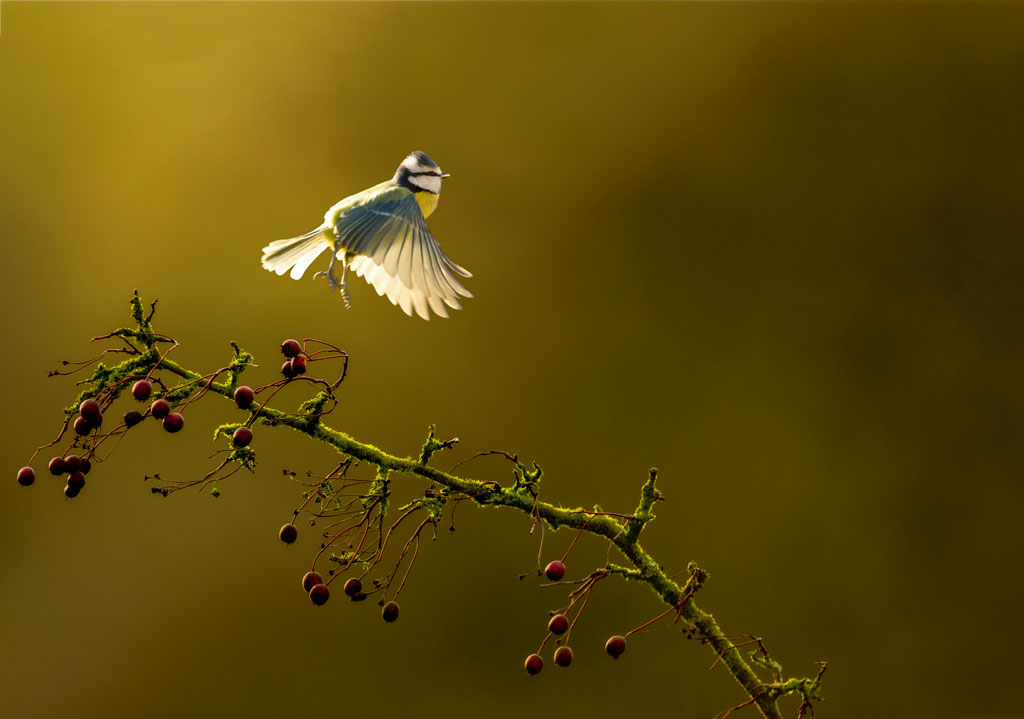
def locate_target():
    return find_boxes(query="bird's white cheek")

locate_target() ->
[411,175,442,193]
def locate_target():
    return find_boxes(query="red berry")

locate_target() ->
[233,386,255,410]
[48,457,66,476]
[545,560,566,581]
[290,354,307,375]
[162,412,184,433]
[64,483,80,499]
[123,410,143,428]
[281,339,302,358]
[131,380,153,401]
[232,427,253,447]
[63,455,83,473]
[605,635,627,659]
[302,571,324,592]
[548,614,569,635]
[554,646,573,668]
[281,360,296,379]
[343,578,362,596]
[17,467,35,486]
[309,583,330,606]
[80,458,92,475]
[381,601,400,623]
[524,653,544,675]
[79,400,102,426]
[151,399,171,419]
[67,471,86,491]
[279,523,298,544]
[73,416,92,436]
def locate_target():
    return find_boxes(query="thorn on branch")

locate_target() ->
[129,289,159,346]
[227,341,254,388]
[749,638,784,683]
[514,460,542,490]
[664,562,707,627]
[625,467,664,543]
[130,289,145,327]
[605,563,643,581]
[796,662,828,717]
[419,424,459,465]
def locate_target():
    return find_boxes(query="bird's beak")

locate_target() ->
[441,172,451,179]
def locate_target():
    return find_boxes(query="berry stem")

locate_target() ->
[623,604,677,639]
[27,419,71,466]
[312,501,378,575]
[358,503,423,579]
[379,517,430,598]
[559,514,597,563]
[392,519,428,599]
[143,342,180,384]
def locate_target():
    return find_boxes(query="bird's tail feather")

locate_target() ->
[261,226,333,280]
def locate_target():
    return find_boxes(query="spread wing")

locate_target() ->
[333,186,472,320]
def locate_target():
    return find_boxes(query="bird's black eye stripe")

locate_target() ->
[409,171,442,177]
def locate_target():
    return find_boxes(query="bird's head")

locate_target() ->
[394,151,449,195]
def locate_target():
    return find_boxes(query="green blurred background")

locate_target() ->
[2,2,1023,717]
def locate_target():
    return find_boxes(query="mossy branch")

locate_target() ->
[26,292,826,719]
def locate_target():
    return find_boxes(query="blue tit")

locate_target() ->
[261,151,472,320]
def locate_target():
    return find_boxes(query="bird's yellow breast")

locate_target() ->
[415,191,439,219]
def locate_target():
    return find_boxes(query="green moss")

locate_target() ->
[365,470,391,513]
[213,423,244,441]
[225,341,254,389]
[228,447,256,472]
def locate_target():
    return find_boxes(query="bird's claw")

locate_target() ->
[313,267,351,308]
[313,269,341,293]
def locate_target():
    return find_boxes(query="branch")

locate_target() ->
[17,291,826,719]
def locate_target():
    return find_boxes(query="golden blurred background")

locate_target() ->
[2,2,1023,717]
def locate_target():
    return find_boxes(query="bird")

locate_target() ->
[261,151,472,320]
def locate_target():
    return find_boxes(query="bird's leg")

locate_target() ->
[338,255,351,309]
[313,246,352,307]
[312,251,340,292]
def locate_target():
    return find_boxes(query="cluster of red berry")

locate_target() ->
[16,330,352,498]
[73,399,103,436]
[522,559,628,675]
[30,453,92,497]
[231,385,256,447]
[126,379,185,433]
[279,339,308,379]
[16,366,257,496]
[52,451,91,498]
[279,522,402,623]
[16,333,352,508]
[16,381,191,497]
[17,400,103,496]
